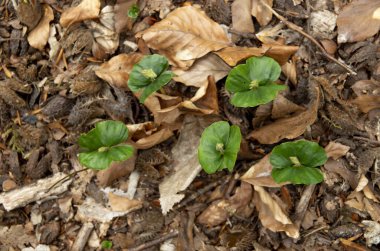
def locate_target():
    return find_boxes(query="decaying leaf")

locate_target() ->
[95,53,143,89]
[173,53,231,88]
[251,0,273,27]
[215,44,299,66]
[107,192,142,212]
[114,0,135,33]
[241,155,288,187]
[281,60,297,85]
[325,141,350,160]
[231,0,254,41]
[351,80,380,97]
[137,6,231,68]
[248,79,320,144]
[254,186,299,238]
[0,225,37,248]
[97,154,136,187]
[362,221,380,247]
[271,94,305,119]
[133,128,174,149]
[27,4,54,51]
[159,115,219,214]
[352,95,380,113]
[337,0,380,43]
[197,182,253,226]
[60,0,101,28]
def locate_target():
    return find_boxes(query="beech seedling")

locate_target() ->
[225,56,286,107]
[270,140,327,185]
[198,121,242,174]
[128,54,174,103]
[78,120,134,170]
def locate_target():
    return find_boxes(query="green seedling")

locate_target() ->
[128,4,140,19]
[225,56,286,107]
[128,54,174,103]
[198,121,242,174]
[78,120,134,170]
[270,140,328,185]
[101,240,113,249]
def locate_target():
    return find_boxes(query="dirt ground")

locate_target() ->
[1,0,380,250]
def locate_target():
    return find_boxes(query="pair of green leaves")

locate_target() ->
[270,140,327,185]
[78,121,134,170]
[128,54,174,103]
[198,121,242,174]
[226,56,286,107]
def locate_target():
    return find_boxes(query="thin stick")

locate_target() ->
[126,231,179,251]
[259,0,356,75]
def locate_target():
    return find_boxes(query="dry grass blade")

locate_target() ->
[137,6,231,69]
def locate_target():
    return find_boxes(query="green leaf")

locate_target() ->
[101,240,113,249]
[198,121,241,174]
[78,120,129,151]
[127,4,139,19]
[270,140,327,185]
[128,54,173,103]
[225,56,285,108]
[271,166,324,184]
[79,144,134,170]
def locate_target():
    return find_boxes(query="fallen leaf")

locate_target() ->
[173,53,231,88]
[159,115,219,214]
[60,0,101,28]
[351,80,380,97]
[352,95,380,113]
[114,0,135,33]
[95,53,143,89]
[254,186,299,238]
[133,128,174,149]
[337,0,380,43]
[192,75,219,114]
[241,155,288,187]
[271,94,305,119]
[27,4,54,51]
[281,60,297,85]
[251,0,273,26]
[0,225,37,248]
[231,0,254,42]
[215,44,298,66]
[137,6,231,68]
[340,239,368,251]
[197,182,253,226]
[324,141,350,160]
[248,78,320,144]
[108,192,142,212]
[97,154,136,187]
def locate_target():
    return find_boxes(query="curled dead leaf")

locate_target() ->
[324,141,350,160]
[352,95,380,113]
[133,128,174,150]
[271,94,305,119]
[231,0,254,42]
[254,186,299,238]
[27,4,54,51]
[60,0,101,28]
[108,192,142,212]
[337,0,380,43]
[97,154,136,187]
[251,0,273,26]
[137,6,231,68]
[95,53,143,89]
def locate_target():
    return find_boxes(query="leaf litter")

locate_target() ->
[1,0,380,250]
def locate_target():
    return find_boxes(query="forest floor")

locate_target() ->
[1,0,380,250]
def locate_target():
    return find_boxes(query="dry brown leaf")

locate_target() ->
[254,186,299,238]
[133,128,174,149]
[108,192,142,212]
[95,53,143,89]
[251,0,273,26]
[60,0,101,28]
[324,141,350,160]
[351,80,380,96]
[231,0,254,42]
[241,155,288,187]
[337,0,380,43]
[215,44,299,66]
[340,239,368,251]
[115,0,135,33]
[197,182,253,226]
[192,75,219,114]
[27,4,54,51]
[271,94,305,119]
[137,6,231,69]
[173,53,231,88]
[97,154,136,187]
[352,95,380,113]
[248,79,320,144]
[323,159,358,189]
[281,60,297,85]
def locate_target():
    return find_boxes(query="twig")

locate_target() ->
[259,0,357,75]
[126,231,179,251]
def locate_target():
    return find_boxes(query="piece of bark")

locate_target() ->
[0,172,72,211]
[293,185,315,228]
[71,222,94,251]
